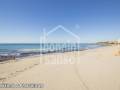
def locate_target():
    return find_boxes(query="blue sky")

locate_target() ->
[0,0,120,43]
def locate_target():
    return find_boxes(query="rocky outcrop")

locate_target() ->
[0,55,16,62]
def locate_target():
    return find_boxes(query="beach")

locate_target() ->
[0,45,120,90]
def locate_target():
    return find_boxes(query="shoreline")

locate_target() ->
[0,44,103,62]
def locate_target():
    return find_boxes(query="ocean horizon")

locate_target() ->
[0,43,101,58]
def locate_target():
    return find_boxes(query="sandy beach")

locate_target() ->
[0,45,120,90]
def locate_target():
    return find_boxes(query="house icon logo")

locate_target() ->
[40,25,80,43]
[39,25,80,64]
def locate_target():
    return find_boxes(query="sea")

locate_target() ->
[0,43,102,58]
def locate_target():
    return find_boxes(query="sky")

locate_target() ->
[0,0,120,43]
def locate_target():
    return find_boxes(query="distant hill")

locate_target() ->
[97,40,120,45]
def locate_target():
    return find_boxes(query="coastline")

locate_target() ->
[0,45,120,90]
[0,43,102,62]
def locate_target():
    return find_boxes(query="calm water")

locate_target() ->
[0,43,101,57]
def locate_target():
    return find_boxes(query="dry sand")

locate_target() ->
[0,45,120,90]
